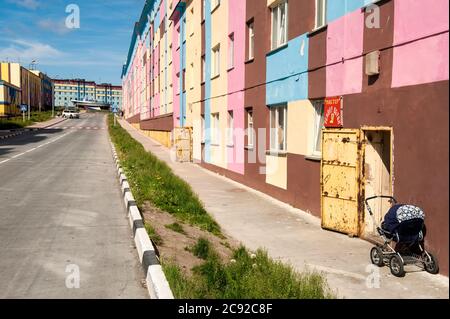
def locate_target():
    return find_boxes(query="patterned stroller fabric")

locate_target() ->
[382,204,425,243]
[396,205,425,222]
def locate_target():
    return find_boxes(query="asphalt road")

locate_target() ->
[0,113,148,298]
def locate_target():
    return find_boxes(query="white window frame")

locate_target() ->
[190,62,194,89]
[212,44,220,78]
[269,105,287,152]
[211,0,220,12]
[315,0,327,30]
[202,0,206,21]
[227,111,234,146]
[271,1,288,50]
[228,33,235,69]
[247,109,254,148]
[201,55,206,83]
[248,22,255,60]
[311,100,325,156]
[201,114,205,143]
[211,112,220,145]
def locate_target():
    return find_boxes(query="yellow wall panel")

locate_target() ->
[265,155,288,189]
[287,99,315,156]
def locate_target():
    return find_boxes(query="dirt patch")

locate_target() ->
[141,201,239,276]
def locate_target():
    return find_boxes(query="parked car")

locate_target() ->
[62,109,80,119]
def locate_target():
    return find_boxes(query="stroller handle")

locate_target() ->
[365,196,398,216]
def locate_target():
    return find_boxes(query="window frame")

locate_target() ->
[311,99,325,156]
[248,21,255,60]
[211,112,220,145]
[228,33,235,70]
[271,1,288,50]
[227,110,234,146]
[247,109,254,148]
[201,55,206,83]
[315,0,327,30]
[269,104,287,153]
[211,0,220,12]
[212,44,221,78]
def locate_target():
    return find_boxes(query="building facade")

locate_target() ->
[122,0,449,274]
[0,62,52,117]
[53,79,122,110]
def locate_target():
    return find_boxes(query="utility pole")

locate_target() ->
[28,70,30,121]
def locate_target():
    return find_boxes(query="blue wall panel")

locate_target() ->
[327,0,365,23]
[266,34,309,106]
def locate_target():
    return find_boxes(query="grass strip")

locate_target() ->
[163,239,334,299]
[108,114,221,236]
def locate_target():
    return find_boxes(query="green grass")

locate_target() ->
[163,243,334,299]
[0,111,54,130]
[145,223,163,246]
[165,222,187,235]
[190,237,213,260]
[108,114,221,236]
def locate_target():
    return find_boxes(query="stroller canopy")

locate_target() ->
[383,204,425,243]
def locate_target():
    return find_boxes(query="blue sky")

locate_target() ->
[0,0,144,85]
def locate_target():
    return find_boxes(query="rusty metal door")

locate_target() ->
[321,129,362,236]
[174,127,193,162]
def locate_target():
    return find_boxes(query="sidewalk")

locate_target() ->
[118,119,449,299]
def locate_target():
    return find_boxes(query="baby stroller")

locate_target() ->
[365,196,439,277]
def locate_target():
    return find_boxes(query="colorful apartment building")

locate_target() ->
[0,62,52,117]
[53,79,122,110]
[121,0,449,274]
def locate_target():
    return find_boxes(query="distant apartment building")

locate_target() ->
[0,62,53,117]
[122,0,449,274]
[53,79,122,110]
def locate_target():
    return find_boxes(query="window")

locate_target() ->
[228,33,235,69]
[182,69,186,92]
[271,1,288,50]
[247,109,254,148]
[211,0,220,12]
[201,55,206,83]
[201,115,205,143]
[270,105,287,152]
[315,0,327,29]
[227,111,234,146]
[212,44,220,78]
[190,8,195,36]
[312,100,325,155]
[202,0,206,21]
[248,22,255,60]
[211,113,220,144]
[190,63,194,89]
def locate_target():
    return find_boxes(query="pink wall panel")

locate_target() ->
[392,0,449,87]
[392,33,449,88]
[394,0,449,45]
[326,10,364,97]
[172,19,181,127]
[227,0,246,175]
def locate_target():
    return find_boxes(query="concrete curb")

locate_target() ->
[109,141,174,300]
[0,118,67,140]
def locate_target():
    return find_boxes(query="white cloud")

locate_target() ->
[37,18,73,35]
[7,0,40,10]
[0,39,63,65]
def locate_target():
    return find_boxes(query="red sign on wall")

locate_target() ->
[324,96,343,128]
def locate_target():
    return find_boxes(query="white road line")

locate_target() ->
[0,131,72,166]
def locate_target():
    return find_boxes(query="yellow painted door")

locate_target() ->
[321,129,361,236]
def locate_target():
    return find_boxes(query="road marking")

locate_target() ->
[0,131,72,166]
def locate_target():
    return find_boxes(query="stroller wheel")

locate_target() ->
[424,252,439,274]
[390,254,405,277]
[370,247,384,267]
